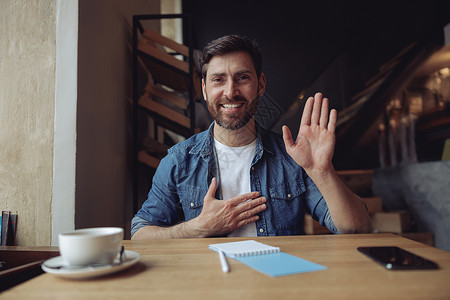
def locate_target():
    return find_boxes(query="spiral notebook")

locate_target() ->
[209,240,327,277]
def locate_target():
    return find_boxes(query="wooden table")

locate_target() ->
[1,234,449,299]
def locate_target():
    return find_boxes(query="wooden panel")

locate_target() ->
[370,210,411,233]
[145,82,187,110]
[138,150,160,169]
[138,94,190,128]
[141,136,169,158]
[337,169,374,197]
[362,197,383,214]
[139,54,191,93]
[138,38,189,73]
[142,29,189,57]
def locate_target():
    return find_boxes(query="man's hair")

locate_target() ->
[200,34,262,80]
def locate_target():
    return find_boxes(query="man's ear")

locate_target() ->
[258,72,266,96]
[202,79,207,101]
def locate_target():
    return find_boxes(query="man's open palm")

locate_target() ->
[282,93,337,174]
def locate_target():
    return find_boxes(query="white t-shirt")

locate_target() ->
[214,138,257,237]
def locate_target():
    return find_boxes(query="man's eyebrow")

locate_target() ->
[209,70,252,78]
[209,72,226,78]
[235,70,252,76]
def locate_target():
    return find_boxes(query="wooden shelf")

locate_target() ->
[138,93,190,129]
[138,30,189,73]
[145,82,188,110]
[132,15,198,213]
[137,29,201,99]
[139,136,168,169]
[138,150,161,169]
[142,29,189,57]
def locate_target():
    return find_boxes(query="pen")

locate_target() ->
[219,250,229,273]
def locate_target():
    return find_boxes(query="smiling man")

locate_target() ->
[131,34,372,239]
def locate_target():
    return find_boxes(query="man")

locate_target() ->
[131,34,372,239]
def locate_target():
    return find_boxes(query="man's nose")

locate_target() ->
[223,80,239,99]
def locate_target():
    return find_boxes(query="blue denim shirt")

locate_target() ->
[132,123,338,237]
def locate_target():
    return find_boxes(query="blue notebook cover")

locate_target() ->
[209,240,327,277]
[235,252,327,277]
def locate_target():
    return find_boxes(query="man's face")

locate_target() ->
[202,51,266,130]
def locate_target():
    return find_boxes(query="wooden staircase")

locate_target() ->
[133,15,201,171]
[132,14,201,213]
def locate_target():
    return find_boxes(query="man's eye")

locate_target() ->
[238,75,250,81]
[212,78,223,83]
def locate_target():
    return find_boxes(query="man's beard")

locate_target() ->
[206,94,259,130]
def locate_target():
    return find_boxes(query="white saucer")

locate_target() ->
[41,250,141,279]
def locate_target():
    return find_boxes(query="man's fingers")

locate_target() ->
[226,190,258,205]
[205,177,218,201]
[234,197,266,227]
[226,193,267,214]
[236,215,260,228]
[311,93,323,125]
[239,199,266,215]
[301,96,314,126]
[234,196,267,215]
[319,97,329,128]
[304,93,336,131]
[282,125,294,149]
[328,109,337,133]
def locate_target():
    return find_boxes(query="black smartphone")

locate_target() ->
[357,246,439,270]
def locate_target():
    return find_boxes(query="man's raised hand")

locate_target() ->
[282,92,337,175]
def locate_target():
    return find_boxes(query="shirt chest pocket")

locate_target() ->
[269,183,306,231]
[178,186,207,220]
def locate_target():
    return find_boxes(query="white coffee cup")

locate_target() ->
[59,227,124,266]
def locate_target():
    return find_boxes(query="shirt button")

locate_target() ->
[190,202,194,207]
[259,228,264,233]
[251,167,255,171]
[287,193,291,198]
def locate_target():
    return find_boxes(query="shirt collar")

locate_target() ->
[189,121,276,160]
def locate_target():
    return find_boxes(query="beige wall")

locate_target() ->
[0,1,57,246]
[0,0,167,245]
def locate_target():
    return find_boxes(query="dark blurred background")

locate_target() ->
[183,0,450,170]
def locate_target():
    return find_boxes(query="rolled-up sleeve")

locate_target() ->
[131,215,152,237]
[133,152,183,236]
[323,210,339,234]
